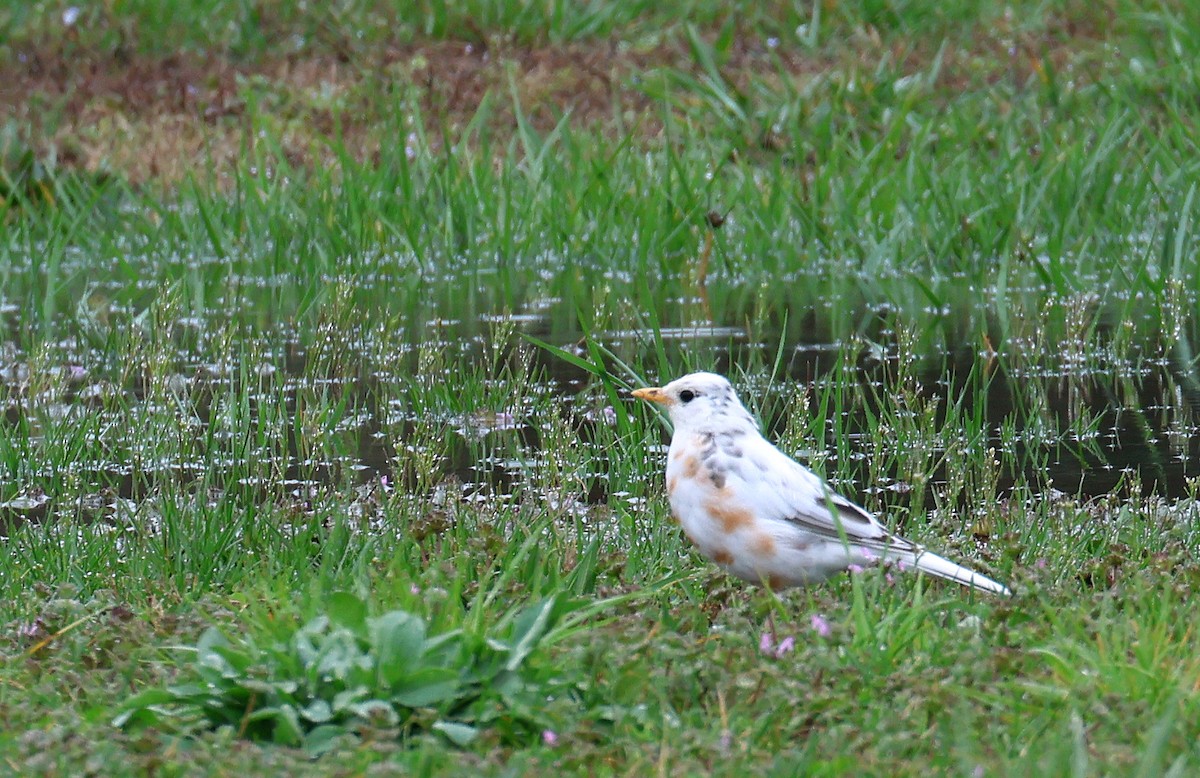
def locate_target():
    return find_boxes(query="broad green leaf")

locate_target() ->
[302,724,349,757]
[505,596,558,672]
[347,699,400,727]
[240,679,280,696]
[391,667,461,708]
[196,635,245,679]
[162,683,210,700]
[111,705,166,729]
[300,615,331,636]
[372,610,427,687]
[314,628,370,683]
[325,590,368,634]
[421,630,463,665]
[432,720,479,747]
[331,686,370,713]
[112,688,180,728]
[300,698,333,723]
[196,627,231,652]
[269,703,304,746]
[292,629,321,670]
[491,670,523,699]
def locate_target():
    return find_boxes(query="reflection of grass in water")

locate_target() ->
[3,2,1200,774]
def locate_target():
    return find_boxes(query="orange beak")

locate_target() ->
[632,387,671,406]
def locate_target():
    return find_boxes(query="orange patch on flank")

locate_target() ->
[751,533,777,556]
[766,573,792,591]
[671,449,684,461]
[682,455,701,479]
[704,498,755,533]
[712,548,734,566]
[666,475,678,495]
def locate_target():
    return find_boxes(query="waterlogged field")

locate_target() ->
[2,1,1200,774]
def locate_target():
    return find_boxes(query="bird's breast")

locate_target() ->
[665,435,794,583]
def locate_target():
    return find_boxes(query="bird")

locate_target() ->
[632,372,1011,596]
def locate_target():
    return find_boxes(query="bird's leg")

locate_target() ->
[760,584,786,651]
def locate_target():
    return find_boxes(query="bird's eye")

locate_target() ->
[679,390,696,404]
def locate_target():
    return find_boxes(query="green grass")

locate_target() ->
[2,0,1200,774]
[0,0,1025,54]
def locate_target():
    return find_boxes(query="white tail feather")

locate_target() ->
[908,550,1012,596]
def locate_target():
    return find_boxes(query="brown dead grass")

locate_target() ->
[0,8,1115,188]
[3,41,674,187]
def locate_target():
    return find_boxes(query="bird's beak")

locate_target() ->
[632,387,671,406]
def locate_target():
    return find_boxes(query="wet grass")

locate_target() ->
[2,0,1200,774]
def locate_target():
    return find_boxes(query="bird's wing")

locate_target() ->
[739,435,917,552]
[719,430,1010,594]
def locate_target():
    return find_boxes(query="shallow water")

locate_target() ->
[2,248,1199,528]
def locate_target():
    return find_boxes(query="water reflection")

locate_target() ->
[1,265,1198,532]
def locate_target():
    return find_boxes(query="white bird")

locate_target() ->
[632,372,1011,596]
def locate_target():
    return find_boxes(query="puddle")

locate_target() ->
[1,253,1198,534]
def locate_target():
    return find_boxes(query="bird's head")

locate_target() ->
[632,372,757,433]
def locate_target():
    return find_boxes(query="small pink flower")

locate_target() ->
[17,618,48,640]
[810,614,831,638]
[759,632,774,654]
[602,406,617,425]
[542,729,558,747]
[860,548,877,562]
[1035,558,1048,569]
[380,475,392,493]
[896,558,909,572]
[847,564,865,575]
[409,584,421,595]
[774,636,795,657]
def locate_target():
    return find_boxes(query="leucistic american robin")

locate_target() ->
[632,372,1011,596]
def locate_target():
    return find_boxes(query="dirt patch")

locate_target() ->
[4,40,679,186]
[1,11,1115,187]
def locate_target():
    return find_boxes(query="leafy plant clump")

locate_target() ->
[116,592,569,754]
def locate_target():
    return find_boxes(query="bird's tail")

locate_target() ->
[908,550,1011,596]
